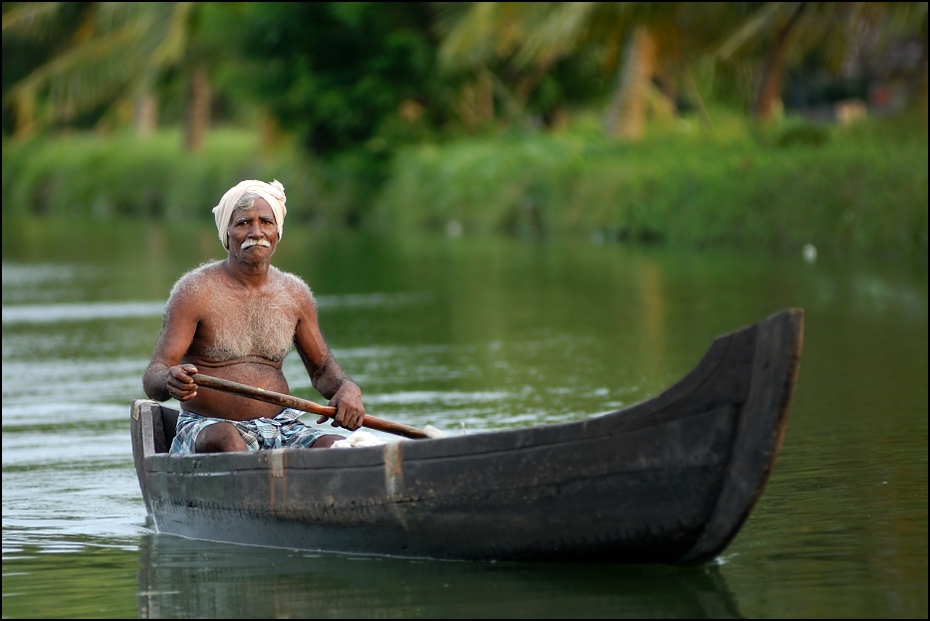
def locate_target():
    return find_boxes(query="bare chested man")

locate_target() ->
[142,179,365,453]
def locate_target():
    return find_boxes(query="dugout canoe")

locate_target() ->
[130,308,803,565]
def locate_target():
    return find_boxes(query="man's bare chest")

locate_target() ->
[197,292,298,362]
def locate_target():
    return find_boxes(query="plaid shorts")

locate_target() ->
[169,408,333,454]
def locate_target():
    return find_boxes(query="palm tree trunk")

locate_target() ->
[478,70,494,123]
[753,3,807,121]
[604,26,656,141]
[135,92,158,136]
[185,64,211,152]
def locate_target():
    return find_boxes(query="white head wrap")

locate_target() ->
[212,179,288,250]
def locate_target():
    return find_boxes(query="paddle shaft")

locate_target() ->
[191,373,430,440]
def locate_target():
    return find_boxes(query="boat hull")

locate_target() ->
[131,308,803,564]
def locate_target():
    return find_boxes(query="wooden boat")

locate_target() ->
[130,308,803,565]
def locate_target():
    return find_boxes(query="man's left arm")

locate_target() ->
[309,355,365,429]
[293,292,365,431]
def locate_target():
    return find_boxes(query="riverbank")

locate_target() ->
[2,107,926,261]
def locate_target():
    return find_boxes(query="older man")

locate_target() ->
[142,179,365,453]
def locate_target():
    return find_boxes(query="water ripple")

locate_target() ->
[2,301,166,325]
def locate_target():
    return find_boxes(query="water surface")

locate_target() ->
[2,220,927,618]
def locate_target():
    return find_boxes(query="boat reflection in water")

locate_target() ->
[137,532,744,618]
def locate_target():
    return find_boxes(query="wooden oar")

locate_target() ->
[191,373,432,440]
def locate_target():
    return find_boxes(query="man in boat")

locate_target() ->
[142,178,365,453]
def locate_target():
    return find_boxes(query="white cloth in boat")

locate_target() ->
[332,430,390,448]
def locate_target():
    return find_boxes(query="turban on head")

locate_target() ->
[212,179,288,250]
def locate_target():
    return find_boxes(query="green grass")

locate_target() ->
[1,129,327,223]
[3,107,927,261]
[374,107,928,259]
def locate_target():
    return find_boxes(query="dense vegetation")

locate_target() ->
[3,106,925,260]
[2,2,927,261]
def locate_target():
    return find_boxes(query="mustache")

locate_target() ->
[241,238,271,249]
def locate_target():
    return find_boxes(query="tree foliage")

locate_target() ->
[216,2,454,158]
[2,1,927,153]
[2,2,201,137]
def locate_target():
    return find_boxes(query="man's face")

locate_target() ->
[227,198,279,264]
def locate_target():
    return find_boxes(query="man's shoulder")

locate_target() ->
[180,259,222,277]
[270,267,316,304]
[168,260,224,298]
[271,266,311,290]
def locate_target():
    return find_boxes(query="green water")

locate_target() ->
[2,219,926,618]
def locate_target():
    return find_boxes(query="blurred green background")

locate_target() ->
[2,2,927,260]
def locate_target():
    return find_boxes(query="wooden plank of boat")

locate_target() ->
[130,308,804,564]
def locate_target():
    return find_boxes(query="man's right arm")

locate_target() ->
[142,361,172,402]
[143,359,200,402]
[142,291,201,403]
